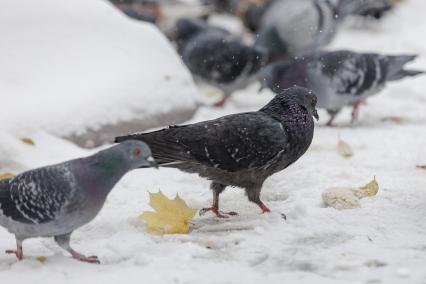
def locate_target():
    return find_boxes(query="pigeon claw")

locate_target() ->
[199,207,239,218]
[213,96,227,107]
[71,252,100,264]
[325,119,334,127]
[5,249,23,260]
[257,202,271,214]
[256,202,287,220]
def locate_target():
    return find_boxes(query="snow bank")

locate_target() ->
[0,0,199,147]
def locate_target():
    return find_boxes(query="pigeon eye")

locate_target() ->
[133,148,141,156]
[308,95,317,106]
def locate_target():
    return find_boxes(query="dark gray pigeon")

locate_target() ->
[255,0,392,60]
[0,140,156,263]
[115,86,318,218]
[258,50,424,125]
[201,0,275,32]
[175,18,269,106]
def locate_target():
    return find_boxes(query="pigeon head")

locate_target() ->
[337,0,392,19]
[174,18,211,50]
[176,18,205,37]
[255,26,289,61]
[247,46,270,75]
[258,58,309,93]
[261,86,319,121]
[96,140,157,172]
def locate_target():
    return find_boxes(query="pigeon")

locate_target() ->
[340,0,393,19]
[254,0,392,60]
[175,18,269,106]
[201,0,239,14]
[258,50,424,125]
[238,0,276,32]
[0,140,156,263]
[202,0,275,31]
[110,0,162,23]
[115,86,318,218]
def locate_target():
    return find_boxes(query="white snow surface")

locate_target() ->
[1,1,426,283]
[0,0,198,140]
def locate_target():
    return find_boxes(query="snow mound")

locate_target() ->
[0,0,199,147]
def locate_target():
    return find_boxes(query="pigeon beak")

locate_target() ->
[138,156,158,169]
[258,78,268,93]
[313,109,319,121]
[147,156,159,169]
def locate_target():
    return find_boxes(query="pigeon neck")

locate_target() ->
[335,0,368,18]
[263,101,314,156]
[81,154,130,196]
[261,101,313,126]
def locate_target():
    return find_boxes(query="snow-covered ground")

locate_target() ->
[1,0,426,283]
[0,0,199,147]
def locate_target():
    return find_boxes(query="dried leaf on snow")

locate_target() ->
[337,139,353,158]
[21,137,35,145]
[0,172,15,181]
[323,177,379,210]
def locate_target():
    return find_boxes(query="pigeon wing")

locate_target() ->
[311,51,371,96]
[0,166,74,224]
[116,112,288,172]
[183,34,251,84]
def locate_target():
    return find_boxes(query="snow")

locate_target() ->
[1,0,426,283]
[0,0,199,147]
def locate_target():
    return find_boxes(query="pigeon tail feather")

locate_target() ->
[386,55,425,81]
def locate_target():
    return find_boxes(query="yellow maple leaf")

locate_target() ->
[21,137,35,146]
[36,256,47,263]
[356,176,379,198]
[381,116,404,124]
[140,191,197,235]
[0,172,15,181]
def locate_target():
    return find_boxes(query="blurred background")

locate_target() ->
[1,0,426,283]
[1,0,424,151]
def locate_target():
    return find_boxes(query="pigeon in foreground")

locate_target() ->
[175,18,269,106]
[115,86,318,218]
[0,141,156,263]
[255,0,392,60]
[258,50,424,125]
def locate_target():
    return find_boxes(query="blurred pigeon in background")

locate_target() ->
[255,0,393,60]
[109,0,162,23]
[115,86,318,218]
[259,50,424,125]
[201,0,275,31]
[175,18,269,106]
[238,0,276,32]
[201,0,239,14]
[0,141,156,263]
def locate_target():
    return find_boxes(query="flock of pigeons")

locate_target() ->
[0,0,423,264]
[173,0,423,124]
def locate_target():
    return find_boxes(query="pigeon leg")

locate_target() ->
[246,186,287,219]
[54,233,100,264]
[351,100,363,124]
[246,186,271,213]
[257,201,271,214]
[5,237,24,260]
[325,115,336,127]
[326,109,340,126]
[213,95,228,107]
[200,182,238,218]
